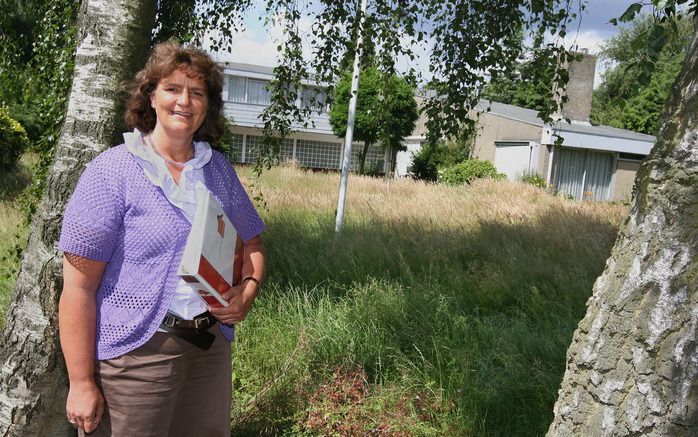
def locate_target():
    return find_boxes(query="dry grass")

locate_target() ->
[244,163,626,230]
[0,161,630,434]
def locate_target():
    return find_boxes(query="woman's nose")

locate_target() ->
[177,90,191,105]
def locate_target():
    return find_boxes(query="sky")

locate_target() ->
[205,0,646,87]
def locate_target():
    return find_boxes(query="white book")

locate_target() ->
[178,189,237,308]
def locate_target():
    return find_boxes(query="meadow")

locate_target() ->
[0,161,627,436]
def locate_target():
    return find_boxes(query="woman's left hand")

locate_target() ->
[210,235,264,325]
[208,281,258,324]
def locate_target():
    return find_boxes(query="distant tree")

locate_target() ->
[481,45,557,113]
[329,67,418,175]
[591,14,692,135]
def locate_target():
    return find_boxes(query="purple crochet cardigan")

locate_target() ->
[58,144,265,360]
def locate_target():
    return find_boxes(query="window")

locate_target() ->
[350,143,384,173]
[247,79,271,105]
[228,76,246,103]
[296,139,342,169]
[226,75,271,105]
[618,152,645,161]
[225,134,244,162]
[301,86,328,111]
[553,147,613,201]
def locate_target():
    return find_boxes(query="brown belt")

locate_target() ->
[162,311,217,330]
[160,311,218,350]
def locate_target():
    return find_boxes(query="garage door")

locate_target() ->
[494,142,533,180]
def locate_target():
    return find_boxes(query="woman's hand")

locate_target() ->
[209,235,265,325]
[66,380,105,433]
[209,280,258,324]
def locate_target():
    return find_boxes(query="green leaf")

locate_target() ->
[619,3,643,22]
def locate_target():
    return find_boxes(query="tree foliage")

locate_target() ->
[409,137,471,182]
[0,106,29,171]
[591,13,692,135]
[329,67,418,174]
[0,0,80,220]
[481,45,557,114]
[235,0,581,169]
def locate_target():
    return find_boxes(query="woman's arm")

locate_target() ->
[58,254,107,433]
[209,234,265,324]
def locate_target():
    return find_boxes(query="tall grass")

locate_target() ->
[230,165,626,436]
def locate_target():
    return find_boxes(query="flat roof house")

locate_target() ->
[396,53,655,202]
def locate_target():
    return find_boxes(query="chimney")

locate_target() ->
[553,51,596,123]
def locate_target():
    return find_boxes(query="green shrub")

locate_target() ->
[440,159,504,185]
[520,171,547,189]
[0,107,29,171]
[409,139,471,182]
[409,145,439,181]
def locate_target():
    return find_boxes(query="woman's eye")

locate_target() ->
[193,91,205,97]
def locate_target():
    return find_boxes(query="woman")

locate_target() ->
[58,41,265,436]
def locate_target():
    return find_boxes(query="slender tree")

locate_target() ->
[0,0,156,434]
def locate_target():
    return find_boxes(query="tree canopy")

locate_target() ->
[480,42,557,114]
[329,67,418,174]
[591,13,693,135]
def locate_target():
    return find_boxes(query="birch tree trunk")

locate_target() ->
[548,17,698,437]
[0,1,155,435]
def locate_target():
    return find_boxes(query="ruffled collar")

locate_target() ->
[124,128,212,220]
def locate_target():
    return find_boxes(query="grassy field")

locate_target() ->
[228,164,626,436]
[0,162,627,435]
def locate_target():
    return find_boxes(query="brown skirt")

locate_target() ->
[81,328,231,437]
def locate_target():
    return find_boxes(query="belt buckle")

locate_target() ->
[163,315,177,328]
[194,316,211,330]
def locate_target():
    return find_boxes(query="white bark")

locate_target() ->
[548,17,698,436]
[0,1,155,435]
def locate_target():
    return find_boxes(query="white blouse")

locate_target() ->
[125,129,211,319]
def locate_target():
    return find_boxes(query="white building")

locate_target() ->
[222,63,389,173]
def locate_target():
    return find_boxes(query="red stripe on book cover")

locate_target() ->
[181,275,199,284]
[197,290,224,307]
[198,255,231,294]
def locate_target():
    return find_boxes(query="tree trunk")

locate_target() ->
[359,141,371,175]
[548,18,698,437]
[0,1,155,435]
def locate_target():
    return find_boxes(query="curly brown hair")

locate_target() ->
[124,41,224,142]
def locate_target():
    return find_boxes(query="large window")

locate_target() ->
[227,75,330,110]
[227,76,271,105]
[228,76,246,103]
[296,139,342,169]
[350,144,384,173]
[553,147,613,201]
[247,79,271,105]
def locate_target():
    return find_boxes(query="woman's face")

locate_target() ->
[150,68,208,140]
